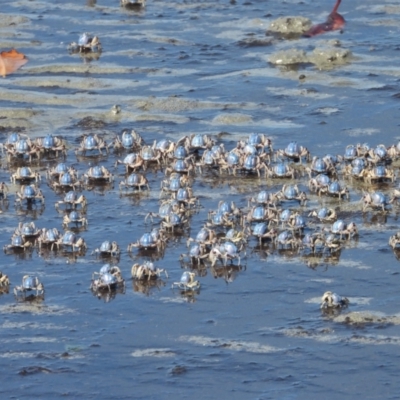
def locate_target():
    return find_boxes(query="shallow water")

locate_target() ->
[1,0,400,399]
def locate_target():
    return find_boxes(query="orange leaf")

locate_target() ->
[0,49,28,78]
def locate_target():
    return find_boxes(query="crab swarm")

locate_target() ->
[1,130,400,305]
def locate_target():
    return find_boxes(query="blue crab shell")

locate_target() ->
[226,151,240,166]
[285,142,300,157]
[121,131,135,149]
[331,220,346,234]
[211,212,224,225]
[126,174,141,186]
[174,146,188,160]
[23,185,36,199]
[176,188,189,202]
[191,134,205,149]
[189,243,202,257]
[328,181,341,195]
[55,163,69,174]
[101,272,117,286]
[22,276,39,290]
[374,166,386,178]
[12,235,24,247]
[7,132,20,145]
[371,192,386,207]
[280,209,292,223]
[283,185,297,199]
[222,241,238,256]
[90,166,104,179]
[60,172,73,186]
[139,233,155,248]
[312,158,327,173]
[344,145,357,160]
[196,228,209,243]
[141,147,155,161]
[277,230,293,243]
[21,223,35,236]
[45,228,59,242]
[218,201,231,215]
[15,139,29,154]
[173,160,188,172]
[352,158,365,169]
[274,163,288,177]
[155,139,171,152]
[252,206,266,220]
[100,264,112,274]
[243,155,257,170]
[374,145,387,160]
[68,211,81,222]
[100,240,111,253]
[180,271,191,284]
[19,167,32,178]
[317,208,329,219]
[83,135,97,150]
[253,222,268,236]
[248,133,262,146]
[43,134,56,149]
[255,191,269,204]
[292,215,306,229]
[315,174,330,186]
[123,153,137,165]
[64,191,78,203]
[62,231,77,245]
[78,33,89,46]
[203,151,215,165]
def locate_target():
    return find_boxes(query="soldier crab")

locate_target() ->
[113,129,143,151]
[209,241,243,267]
[266,163,297,180]
[246,222,278,245]
[127,231,165,252]
[131,261,168,281]
[3,235,34,254]
[58,231,87,252]
[119,173,149,192]
[75,134,109,156]
[276,141,310,163]
[14,222,41,241]
[50,171,81,191]
[306,156,337,177]
[327,220,358,240]
[68,33,101,53]
[276,184,307,206]
[318,181,349,200]
[320,291,349,309]
[84,166,113,184]
[92,241,121,258]
[91,264,125,292]
[10,167,41,184]
[14,275,44,299]
[37,228,61,250]
[55,191,87,211]
[308,207,337,223]
[171,271,200,291]
[62,211,88,229]
[361,191,388,212]
[15,185,45,206]
[35,134,67,158]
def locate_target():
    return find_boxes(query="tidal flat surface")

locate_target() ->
[1,0,400,399]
